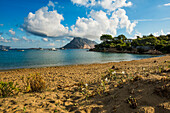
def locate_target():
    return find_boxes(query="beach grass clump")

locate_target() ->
[0,81,19,98]
[126,96,137,109]
[26,73,46,92]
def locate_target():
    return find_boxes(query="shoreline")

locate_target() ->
[0,54,163,72]
[89,48,164,55]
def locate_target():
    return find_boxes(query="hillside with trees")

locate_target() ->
[90,34,170,54]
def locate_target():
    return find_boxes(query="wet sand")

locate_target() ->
[0,55,169,113]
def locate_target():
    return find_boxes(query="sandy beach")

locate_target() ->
[0,55,170,113]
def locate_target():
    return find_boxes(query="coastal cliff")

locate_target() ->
[63,37,97,49]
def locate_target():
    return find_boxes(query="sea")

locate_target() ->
[0,49,161,70]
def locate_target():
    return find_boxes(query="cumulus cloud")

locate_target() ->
[112,8,137,34]
[23,6,69,38]
[70,10,119,39]
[42,38,49,42]
[71,0,132,11]
[132,31,142,39]
[71,0,96,7]
[23,0,136,40]
[100,0,132,11]
[9,29,15,35]
[153,29,166,36]
[70,9,137,39]
[48,1,55,7]
[163,3,170,6]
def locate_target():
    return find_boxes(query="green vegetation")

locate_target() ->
[93,34,170,54]
[0,81,19,97]
[22,73,46,92]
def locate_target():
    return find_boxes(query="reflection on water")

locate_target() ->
[0,49,160,70]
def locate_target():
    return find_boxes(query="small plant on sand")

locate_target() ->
[158,67,162,73]
[23,106,26,112]
[94,80,106,96]
[0,81,19,98]
[25,73,46,92]
[78,83,92,100]
[126,96,137,109]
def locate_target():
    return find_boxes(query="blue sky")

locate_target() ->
[0,0,170,48]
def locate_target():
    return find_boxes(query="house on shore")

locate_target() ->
[124,39,133,43]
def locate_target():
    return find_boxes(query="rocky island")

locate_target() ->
[63,37,97,49]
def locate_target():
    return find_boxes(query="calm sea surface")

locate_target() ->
[0,49,161,70]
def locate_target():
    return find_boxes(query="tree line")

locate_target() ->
[94,34,170,53]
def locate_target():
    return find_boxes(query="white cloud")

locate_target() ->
[71,0,91,6]
[22,36,29,41]
[112,8,137,34]
[12,37,19,41]
[48,43,55,46]
[132,31,142,39]
[0,24,3,27]
[48,1,55,7]
[163,3,170,6]
[19,28,24,31]
[9,29,15,35]
[100,0,132,11]
[23,0,136,40]
[70,9,137,39]
[71,0,132,11]
[0,37,11,43]
[23,6,69,38]
[0,37,4,40]
[70,10,119,39]
[3,39,11,43]
[153,29,166,36]
[136,17,170,22]
[42,38,49,42]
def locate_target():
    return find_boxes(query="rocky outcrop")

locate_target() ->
[63,37,97,49]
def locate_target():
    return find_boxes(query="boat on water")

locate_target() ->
[49,48,57,51]
[17,50,24,52]
[1,49,8,51]
[60,48,66,50]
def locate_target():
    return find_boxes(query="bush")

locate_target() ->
[137,48,145,53]
[26,73,46,92]
[0,81,19,97]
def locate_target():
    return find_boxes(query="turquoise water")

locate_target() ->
[0,49,160,70]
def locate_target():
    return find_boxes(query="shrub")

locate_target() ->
[26,73,46,92]
[0,81,19,97]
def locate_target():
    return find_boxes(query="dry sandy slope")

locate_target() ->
[0,55,170,113]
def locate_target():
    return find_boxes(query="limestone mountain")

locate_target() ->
[63,37,97,49]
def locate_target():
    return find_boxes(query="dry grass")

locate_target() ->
[25,73,46,92]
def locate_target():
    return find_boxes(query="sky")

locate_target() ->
[0,0,170,48]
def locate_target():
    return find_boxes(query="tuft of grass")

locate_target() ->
[0,81,19,98]
[127,96,137,109]
[25,73,46,92]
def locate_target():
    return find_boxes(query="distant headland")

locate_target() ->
[90,34,170,55]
